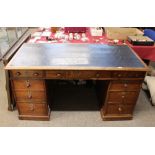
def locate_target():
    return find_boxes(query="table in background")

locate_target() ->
[28,27,155,62]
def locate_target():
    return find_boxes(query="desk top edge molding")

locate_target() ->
[5,66,149,71]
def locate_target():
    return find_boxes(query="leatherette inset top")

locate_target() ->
[5,43,147,70]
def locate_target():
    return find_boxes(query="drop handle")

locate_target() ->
[26,81,31,88]
[28,92,32,99]
[118,107,122,112]
[33,72,39,76]
[122,95,125,99]
[16,72,21,76]
[124,84,128,88]
[96,74,100,77]
[56,73,61,77]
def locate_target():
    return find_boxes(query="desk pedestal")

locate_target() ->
[101,80,142,120]
[9,70,145,121]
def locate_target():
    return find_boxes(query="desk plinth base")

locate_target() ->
[100,110,133,121]
[18,111,51,121]
[18,115,50,121]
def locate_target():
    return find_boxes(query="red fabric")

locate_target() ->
[128,42,155,61]
[64,27,86,33]
[29,28,109,43]
[28,27,155,61]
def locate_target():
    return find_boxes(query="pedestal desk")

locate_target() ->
[5,43,149,121]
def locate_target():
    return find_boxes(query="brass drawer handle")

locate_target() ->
[28,92,32,99]
[118,107,122,112]
[124,84,128,88]
[33,72,39,76]
[26,80,31,88]
[118,74,122,77]
[96,73,100,78]
[56,73,61,77]
[122,95,125,99]
[16,72,21,76]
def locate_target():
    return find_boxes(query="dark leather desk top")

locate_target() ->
[5,43,148,70]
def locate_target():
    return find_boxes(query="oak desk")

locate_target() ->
[5,43,148,121]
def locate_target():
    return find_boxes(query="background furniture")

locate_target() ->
[28,27,155,62]
[64,27,86,33]
[144,29,155,41]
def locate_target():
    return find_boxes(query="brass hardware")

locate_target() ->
[33,72,39,76]
[28,92,32,99]
[56,73,61,77]
[96,74,100,77]
[124,83,128,87]
[26,80,31,88]
[118,107,122,112]
[16,72,21,76]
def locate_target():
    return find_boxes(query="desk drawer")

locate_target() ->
[46,70,67,79]
[11,70,44,78]
[107,92,139,104]
[105,104,134,115]
[17,103,48,116]
[69,71,111,79]
[112,71,145,78]
[46,70,111,79]
[12,80,45,90]
[14,91,46,102]
[109,81,142,91]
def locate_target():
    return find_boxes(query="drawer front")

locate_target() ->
[107,92,139,104]
[69,71,111,79]
[46,70,111,79]
[105,105,134,115]
[17,103,48,116]
[112,71,145,78]
[46,70,67,79]
[12,80,45,90]
[14,91,46,102]
[109,81,142,91]
[11,70,44,78]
